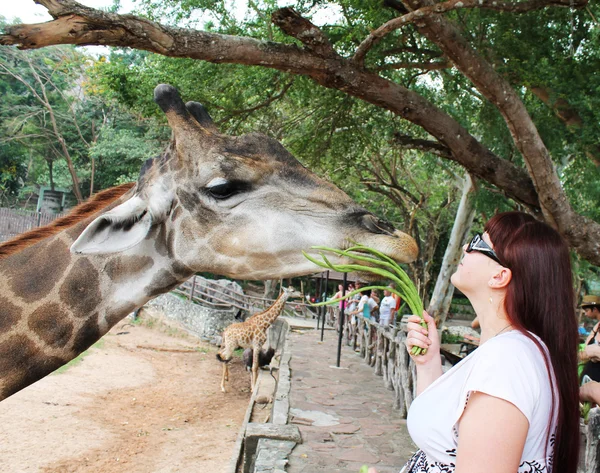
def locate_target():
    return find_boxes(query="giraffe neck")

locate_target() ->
[0,213,192,401]
[253,291,290,326]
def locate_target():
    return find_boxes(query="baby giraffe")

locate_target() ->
[216,287,299,392]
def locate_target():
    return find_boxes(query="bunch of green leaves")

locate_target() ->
[303,244,426,355]
[581,401,592,424]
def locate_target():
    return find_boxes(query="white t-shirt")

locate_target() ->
[357,295,369,312]
[379,296,395,322]
[403,330,557,472]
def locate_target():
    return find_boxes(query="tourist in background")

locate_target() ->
[379,288,395,327]
[579,295,600,382]
[368,290,380,322]
[389,282,402,326]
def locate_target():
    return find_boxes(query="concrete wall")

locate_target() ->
[145,293,239,343]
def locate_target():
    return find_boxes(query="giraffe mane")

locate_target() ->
[0,183,136,259]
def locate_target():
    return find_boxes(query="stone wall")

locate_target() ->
[145,293,239,343]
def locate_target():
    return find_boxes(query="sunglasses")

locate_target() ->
[466,233,502,265]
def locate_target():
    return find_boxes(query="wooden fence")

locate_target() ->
[336,313,417,417]
[172,275,319,318]
[0,207,65,242]
[333,311,600,472]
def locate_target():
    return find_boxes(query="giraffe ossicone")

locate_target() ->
[0,84,418,402]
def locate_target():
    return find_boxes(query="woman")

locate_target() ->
[374,212,580,472]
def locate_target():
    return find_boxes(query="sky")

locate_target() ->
[1,0,135,25]
[1,0,340,28]
[1,0,342,54]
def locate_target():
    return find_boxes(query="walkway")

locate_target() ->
[283,319,416,473]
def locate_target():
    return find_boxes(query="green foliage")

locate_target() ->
[90,123,166,188]
[441,331,464,345]
[0,32,170,204]
[1,0,599,298]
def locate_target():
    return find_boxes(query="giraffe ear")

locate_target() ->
[70,196,153,255]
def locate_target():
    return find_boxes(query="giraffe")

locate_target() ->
[216,287,300,392]
[0,84,419,402]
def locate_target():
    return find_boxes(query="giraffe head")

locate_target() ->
[282,286,303,300]
[71,85,418,279]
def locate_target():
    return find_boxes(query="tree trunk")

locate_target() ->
[427,173,476,325]
[90,156,95,196]
[263,279,278,299]
[47,159,54,192]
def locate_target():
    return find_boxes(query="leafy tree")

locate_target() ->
[1,0,600,270]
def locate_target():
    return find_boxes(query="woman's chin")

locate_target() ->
[450,272,459,288]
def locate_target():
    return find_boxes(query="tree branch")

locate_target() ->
[0,2,539,207]
[270,7,338,58]
[392,133,453,159]
[352,0,587,65]
[529,86,600,166]
[402,0,599,262]
[376,60,451,72]
[5,1,599,264]
[216,78,295,125]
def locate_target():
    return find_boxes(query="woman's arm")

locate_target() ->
[455,392,528,473]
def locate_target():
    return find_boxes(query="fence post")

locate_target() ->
[189,275,196,301]
[336,272,347,367]
[585,409,600,472]
[320,271,329,341]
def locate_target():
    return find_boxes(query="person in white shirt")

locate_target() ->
[379,288,396,326]
[369,211,580,473]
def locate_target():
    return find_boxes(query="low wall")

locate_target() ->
[228,318,302,473]
[145,293,239,343]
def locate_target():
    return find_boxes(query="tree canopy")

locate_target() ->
[0,0,599,276]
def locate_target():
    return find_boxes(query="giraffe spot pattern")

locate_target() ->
[105,302,137,328]
[71,316,101,355]
[7,239,71,303]
[0,297,21,332]
[176,188,199,212]
[153,224,169,257]
[0,334,66,400]
[105,255,154,282]
[58,258,101,317]
[28,303,74,348]
[145,269,180,298]
[170,205,182,222]
[66,219,92,240]
[171,260,193,279]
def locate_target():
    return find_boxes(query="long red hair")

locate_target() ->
[485,212,579,472]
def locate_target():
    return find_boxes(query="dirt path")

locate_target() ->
[0,313,251,473]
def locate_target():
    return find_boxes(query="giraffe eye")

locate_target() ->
[206,179,251,200]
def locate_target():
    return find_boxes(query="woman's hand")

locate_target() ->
[583,345,600,363]
[405,311,440,365]
[580,381,600,405]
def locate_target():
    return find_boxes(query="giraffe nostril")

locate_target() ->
[360,214,396,236]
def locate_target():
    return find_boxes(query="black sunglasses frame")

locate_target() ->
[466,233,503,265]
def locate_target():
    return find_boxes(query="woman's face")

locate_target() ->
[451,232,501,296]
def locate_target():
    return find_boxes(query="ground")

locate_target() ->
[0,311,250,473]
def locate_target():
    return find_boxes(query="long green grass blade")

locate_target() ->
[304,245,427,355]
